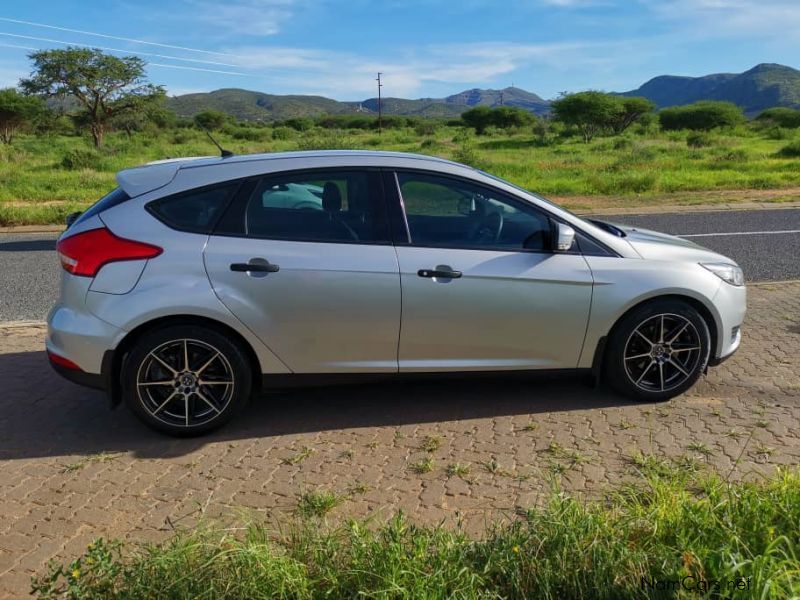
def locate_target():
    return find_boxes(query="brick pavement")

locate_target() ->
[1,282,798,596]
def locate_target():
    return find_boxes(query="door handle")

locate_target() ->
[418,268,462,279]
[230,261,280,273]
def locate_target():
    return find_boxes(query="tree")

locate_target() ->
[610,96,655,134]
[756,107,800,128]
[461,106,535,134]
[461,106,493,135]
[551,91,623,142]
[193,109,227,131]
[20,47,164,147]
[0,88,45,143]
[659,101,745,131]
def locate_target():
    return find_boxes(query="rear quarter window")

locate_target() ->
[71,187,130,228]
[146,183,239,234]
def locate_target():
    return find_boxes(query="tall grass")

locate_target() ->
[3,123,800,225]
[32,466,800,599]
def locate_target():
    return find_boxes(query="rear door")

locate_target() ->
[388,170,594,371]
[203,169,401,373]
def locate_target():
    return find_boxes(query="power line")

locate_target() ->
[0,32,242,68]
[0,16,238,58]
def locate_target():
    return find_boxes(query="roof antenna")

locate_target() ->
[202,128,234,158]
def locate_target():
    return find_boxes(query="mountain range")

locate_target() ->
[166,63,800,121]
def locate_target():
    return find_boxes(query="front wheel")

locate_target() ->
[604,300,711,402]
[122,325,252,436]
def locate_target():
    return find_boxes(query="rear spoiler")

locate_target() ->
[116,156,215,197]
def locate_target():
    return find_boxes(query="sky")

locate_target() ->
[0,1,798,101]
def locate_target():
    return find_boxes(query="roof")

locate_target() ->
[117,150,467,198]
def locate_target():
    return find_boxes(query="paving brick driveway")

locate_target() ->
[1,282,799,596]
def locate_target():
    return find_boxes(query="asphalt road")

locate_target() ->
[1,207,798,321]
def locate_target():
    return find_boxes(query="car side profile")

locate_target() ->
[47,150,746,436]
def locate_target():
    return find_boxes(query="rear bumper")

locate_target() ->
[48,358,105,389]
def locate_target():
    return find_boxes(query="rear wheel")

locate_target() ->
[122,325,252,436]
[605,300,711,402]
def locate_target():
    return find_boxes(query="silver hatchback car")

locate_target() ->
[48,150,746,436]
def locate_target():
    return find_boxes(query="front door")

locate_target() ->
[391,171,594,371]
[204,169,400,373]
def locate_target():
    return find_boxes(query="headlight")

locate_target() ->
[700,262,744,286]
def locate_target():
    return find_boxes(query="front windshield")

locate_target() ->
[475,168,596,229]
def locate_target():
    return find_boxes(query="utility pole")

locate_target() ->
[376,72,383,134]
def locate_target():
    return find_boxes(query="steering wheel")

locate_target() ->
[470,211,504,245]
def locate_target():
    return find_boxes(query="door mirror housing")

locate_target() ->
[552,222,576,252]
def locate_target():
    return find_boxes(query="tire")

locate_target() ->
[604,299,711,402]
[122,324,252,436]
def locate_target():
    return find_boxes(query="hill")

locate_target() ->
[621,63,800,114]
[167,86,551,121]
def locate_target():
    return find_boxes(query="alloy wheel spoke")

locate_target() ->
[198,380,233,386]
[196,390,221,414]
[150,352,177,376]
[183,340,190,372]
[138,380,174,387]
[659,315,665,344]
[184,394,190,426]
[667,322,689,344]
[669,359,690,377]
[671,346,700,353]
[636,361,656,385]
[625,352,651,361]
[634,329,654,347]
[195,352,221,376]
[659,362,665,391]
[153,391,179,415]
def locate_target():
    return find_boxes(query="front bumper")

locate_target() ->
[710,281,746,363]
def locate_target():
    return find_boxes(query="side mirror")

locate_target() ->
[552,222,576,252]
[65,211,83,228]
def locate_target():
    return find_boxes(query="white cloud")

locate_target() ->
[181,0,299,37]
[217,39,620,98]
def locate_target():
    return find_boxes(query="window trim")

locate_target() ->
[145,180,244,235]
[389,168,618,257]
[211,167,394,246]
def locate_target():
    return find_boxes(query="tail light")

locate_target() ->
[56,227,162,278]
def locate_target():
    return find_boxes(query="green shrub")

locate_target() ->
[32,467,800,599]
[61,148,101,170]
[414,120,440,136]
[686,131,714,148]
[295,130,352,151]
[756,107,800,128]
[660,101,745,131]
[271,126,294,140]
[763,126,795,140]
[776,140,800,158]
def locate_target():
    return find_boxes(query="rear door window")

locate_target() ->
[226,170,389,244]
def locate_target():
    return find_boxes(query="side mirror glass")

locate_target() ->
[65,211,83,228]
[553,222,576,252]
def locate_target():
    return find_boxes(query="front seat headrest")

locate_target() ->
[322,182,342,212]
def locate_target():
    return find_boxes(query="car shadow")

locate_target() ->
[0,350,630,461]
[0,239,57,252]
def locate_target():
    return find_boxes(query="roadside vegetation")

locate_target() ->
[2,47,800,225]
[32,465,800,598]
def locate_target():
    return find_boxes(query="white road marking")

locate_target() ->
[679,229,800,238]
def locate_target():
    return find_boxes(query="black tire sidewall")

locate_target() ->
[123,325,252,436]
[605,300,711,402]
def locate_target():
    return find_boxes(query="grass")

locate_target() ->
[281,446,313,466]
[4,122,800,225]
[32,467,800,599]
[419,435,443,453]
[296,490,343,518]
[409,456,435,475]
